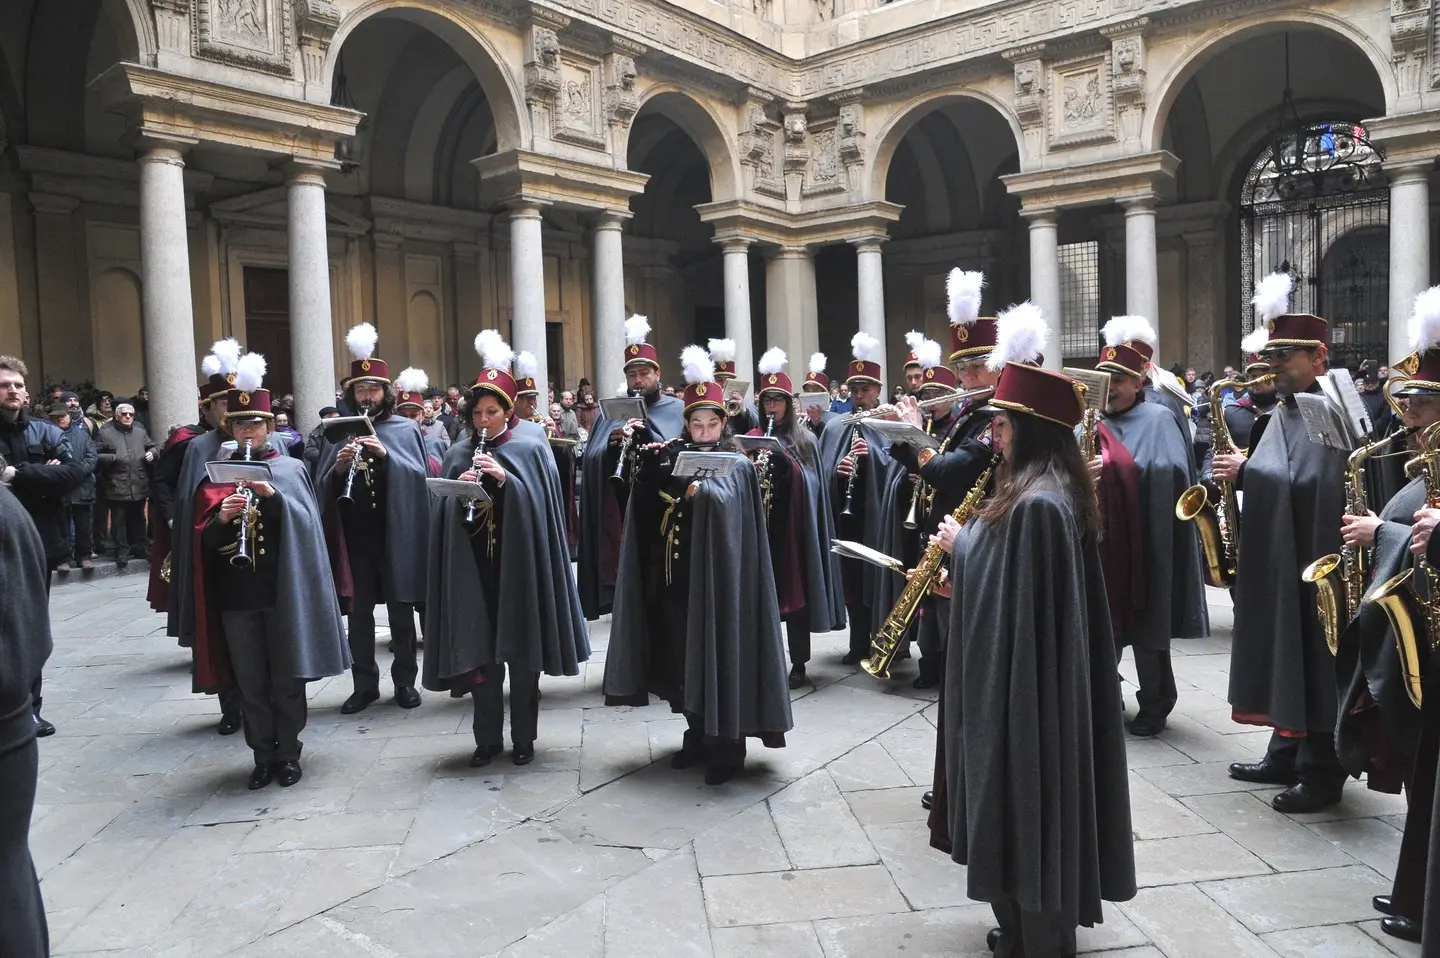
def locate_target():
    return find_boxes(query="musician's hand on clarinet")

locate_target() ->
[805,403,823,423]
[246,480,275,498]
[1411,507,1440,554]
[335,442,357,465]
[896,396,924,429]
[475,452,506,485]
[932,514,962,555]
[1212,453,1244,482]
[608,425,627,445]
[850,435,869,459]
[218,492,250,523]
[836,455,854,477]
[357,435,386,459]
[1086,455,1103,481]
[1341,511,1381,548]
[458,469,479,483]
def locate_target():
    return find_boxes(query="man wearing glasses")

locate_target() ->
[96,403,156,567]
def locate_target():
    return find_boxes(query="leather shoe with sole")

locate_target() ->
[34,715,55,738]
[921,790,933,810]
[840,651,865,665]
[469,744,504,768]
[217,711,243,736]
[986,928,1001,952]
[247,765,273,790]
[1373,895,1396,916]
[1271,782,1343,814]
[704,761,742,786]
[512,742,535,766]
[394,686,422,709]
[1127,712,1167,737]
[274,760,303,787]
[788,665,807,690]
[1381,916,1422,943]
[340,690,380,715]
[1227,759,1297,785]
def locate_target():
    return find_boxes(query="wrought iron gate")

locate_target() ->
[1239,123,1389,372]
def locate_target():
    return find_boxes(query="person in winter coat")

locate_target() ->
[304,406,342,478]
[46,403,98,571]
[96,403,155,565]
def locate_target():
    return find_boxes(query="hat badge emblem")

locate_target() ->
[925,369,934,379]
[486,370,498,381]
[1105,347,1117,361]
[956,327,969,343]
[768,374,778,384]
[853,361,861,372]
[630,345,640,356]
[226,372,236,385]
[238,391,251,407]
[696,384,707,396]
[361,359,371,372]
[1267,320,1276,334]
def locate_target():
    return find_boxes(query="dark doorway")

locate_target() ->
[546,321,564,394]
[243,267,293,396]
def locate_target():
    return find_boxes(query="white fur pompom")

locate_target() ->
[808,352,827,376]
[986,302,1049,372]
[624,314,651,346]
[394,367,429,394]
[473,329,513,372]
[210,338,242,374]
[680,344,715,386]
[200,354,222,376]
[345,323,379,361]
[1101,315,1157,350]
[946,269,985,327]
[514,351,539,381]
[707,338,736,363]
[904,330,926,354]
[758,347,787,376]
[1252,272,1293,323]
[851,332,880,362]
[1409,285,1440,354]
[1241,327,1270,356]
[233,352,267,393]
[915,338,943,370]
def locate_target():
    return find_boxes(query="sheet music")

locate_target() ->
[830,539,905,574]
[1293,393,1353,452]
[1324,369,1372,443]
[671,451,743,478]
[600,397,646,422]
[733,435,783,454]
[204,461,275,484]
[321,415,377,443]
[723,379,752,404]
[861,419,941,451]
[797,392,830,411]
[1063,367,1112,412]
[426,478,492,502]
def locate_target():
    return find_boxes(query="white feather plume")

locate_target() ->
[1408,286,1440,354]
[200,354,222,376]
[233,352,267,393]
[680,344,715,386]
[345,323,379,361]
[473,330,513,372]
[758,347,787,376]
[210,338,242,374]
[947,269,985,327]
[808,352,827,376]
[1252,272,1293,323]
[904,330,926,355]
[851,331,880,362]
[915,338,943,371]
[514,351,539,381]
[393,367,429,394]
[616,382,629,397]
[986,302,1050,372]
[707,338,736,363]
[1241,327,1270,356]
[1101,315,1157,350]
[624,315,651,346]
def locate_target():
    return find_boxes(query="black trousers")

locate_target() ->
[107,499,147,559]
[93,495,110,552]
[846,602,872,658]
[784,610,810,667]
[346,549,420,695]
[472,663,540,748]
[991,896,1076,958]
[1266,730,1346,788]
[1126,647,1178,718]
[1390,679,1439,921]
[0,740,48,958]
[684,711,745,765]
[917,597,949,660]
[67,502,93,561]
[221,608,307,764]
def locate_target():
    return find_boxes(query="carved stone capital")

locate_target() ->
[605,52,639,127]
[1108,32,1146,107]
[525,25,563,108]
[1008,50,1046,130]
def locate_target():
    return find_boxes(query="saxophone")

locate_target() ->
[1367,421,1440,709]
[861,453,1000,680]
[755,415,776,523]
[1303,425,1415,655]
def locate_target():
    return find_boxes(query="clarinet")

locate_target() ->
[465,428,490,524]
[840,424,860,516]
[230,439,257,569]
[338,406,373,504]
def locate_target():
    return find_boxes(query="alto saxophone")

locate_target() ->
[861,453,1000,680]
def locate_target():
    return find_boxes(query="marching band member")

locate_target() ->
[424,332,588,768]
[745,348,842,689]
[800,353,839,436]
[902,331,926,395]
[711,338,758,434]
[1125,324,1193,453]
[514,350,579,557]
[578,315,685,619]
[1089,316,1210,737]
[819,332,895,664]
[1407,499,1440,954]
[1215,274,1350,812]
[604,346,792,785]
[394,367,445,475]
[933,360,1134,958]
[320,323,430,715]
[191,354,348,789]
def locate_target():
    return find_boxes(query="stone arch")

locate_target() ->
[107,0,151,62]
[26,0,143,152]
[325,0,526,153]
[1146,13,1396,153]
[868,90,1024,201]
[623,85,740,202]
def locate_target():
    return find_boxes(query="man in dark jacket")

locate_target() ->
[0,484,52,958]
[96,403,155,566]
[47,403,98,571]
[304,405,342,478]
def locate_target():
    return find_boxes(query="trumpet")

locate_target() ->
[834,386,994,426]
[225,438,257,569]
[465,428,490,525]
[338,406,373,505]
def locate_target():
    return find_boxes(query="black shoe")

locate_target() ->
[1373,895,1396,916]
[1127,712,1167,737]
[1271,781,1344,814]
[1381,916,1422,943]
[247,764,273,790]
[512,742,535,766]
[33,715,55,738]
[55,562,73,573]
[217,711,243,736]
[920,790,933,811]
[841,651,866,666]
[912,668,939,690]
[1227,759,1297,785]
[469,744,503,768]
[986,928,1001,952]
[341,690,380,715]
[274,760,303,787]
[394,686,422,709]
[788,665,807,690]
[705,761,742,785]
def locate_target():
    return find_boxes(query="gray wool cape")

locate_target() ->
[171,429,228,647]
[1228,388,1349,733]
[603,455,794,743]
[944,484,1136,925]
[1100,399,1210,650]
[1335,474,1426,782]
[577,393,685,619]
[194,454,350,685]
[422,428,589,686]
[796,453,847,631]
[317,414,430,604]
[817,419,899,610]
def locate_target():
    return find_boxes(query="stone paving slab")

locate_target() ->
[32,576,1428,957]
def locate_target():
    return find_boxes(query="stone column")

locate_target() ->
[591,211,627,387]
[509,201,548,389]
[285,161,338,432]
[1024,210,1063,371]
[852,236,888,383]
[138,139,200,437]
[1122,196,1160,356]
[765,246,816,376]
[1183,230,1219,371]
[720,237,754,379]
[1389,162,1432,363]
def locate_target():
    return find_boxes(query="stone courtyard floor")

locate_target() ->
[31,576,1424,958]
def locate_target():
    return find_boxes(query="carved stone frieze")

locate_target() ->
[193,0,294,75]
[1049,52,1114,151]
[554,55,606,149]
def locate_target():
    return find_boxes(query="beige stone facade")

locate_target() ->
[2,0,1438,432]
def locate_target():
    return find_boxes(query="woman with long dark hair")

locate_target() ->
[932,362,1134,958]
[604,346,792,785]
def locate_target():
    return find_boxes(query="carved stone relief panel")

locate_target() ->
[738,93,784,200]
[554,55,605,148]
[1048,52,1114,150]
[194,0,294,74]
[803,120,845,198]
